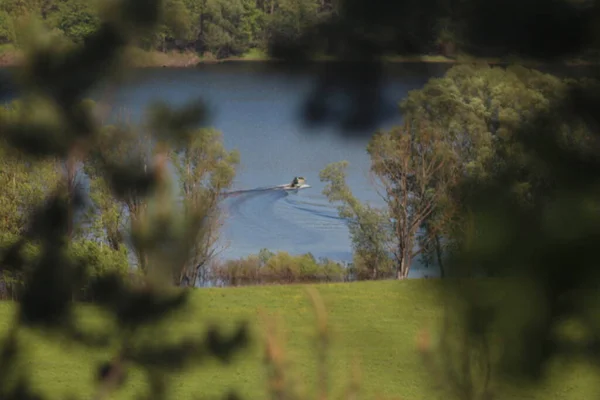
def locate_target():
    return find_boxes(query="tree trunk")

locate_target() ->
[434,234,445,278]
[66,155,76,240]
[397,255,410,280]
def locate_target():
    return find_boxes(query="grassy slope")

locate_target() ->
[0,280,597,400]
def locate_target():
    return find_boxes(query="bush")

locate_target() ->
[210,250,347,286]
[68,240,131,301]
[0,11,16,45]
[0,233,130,301]
[350,252,395,281]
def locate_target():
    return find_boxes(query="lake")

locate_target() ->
[102,63,450,278]
[1,62,591,278]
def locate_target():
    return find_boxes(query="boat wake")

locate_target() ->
[221,185,282,199]
[218,184,352,262]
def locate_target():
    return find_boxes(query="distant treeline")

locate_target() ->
[0,0,456,59]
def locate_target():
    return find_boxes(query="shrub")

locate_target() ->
[210,251,347,286]
[0,233,131,301]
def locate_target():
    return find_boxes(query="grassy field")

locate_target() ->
[0,280,598,400]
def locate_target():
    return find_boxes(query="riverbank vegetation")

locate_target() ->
[0,0,598,67]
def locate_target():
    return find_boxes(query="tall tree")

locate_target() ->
[0,103,61,239]
[0,140,60,239]
[367,120,458,279]
[398,64,587,277]
[84,124,155,272]
[319,161,392,279]
[171,127,239,287]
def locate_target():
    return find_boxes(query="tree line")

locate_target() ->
[0,0,501,60]
[3,0,599,62]
[0,0,346,59]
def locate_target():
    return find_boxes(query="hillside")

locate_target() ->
[0,280,595,400]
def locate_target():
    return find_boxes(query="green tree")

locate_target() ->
[367,120,458,279]
[391,64,584,277]
[0,107,61,237]
[46,0,100,44]
[197,0,259,57]
[400,64,567,187]
[170,127,240,287]
[84,124,155,273]
[266,0,319,43]
[0,11,16,44]
[239,0,266,49]
[0,0,38,15]
[149,0,193,51]
[319,161,392,279]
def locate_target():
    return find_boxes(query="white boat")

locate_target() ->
[279,176,311,191]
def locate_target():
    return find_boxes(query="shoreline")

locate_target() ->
[0,47,597,68]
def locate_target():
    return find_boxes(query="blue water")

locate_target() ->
[1,63,453,278]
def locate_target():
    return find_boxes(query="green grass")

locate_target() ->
[0,280,598,400]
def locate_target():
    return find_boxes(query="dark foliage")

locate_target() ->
[0,0,249,399]
[265,0,600,393]
[266,0,600,135]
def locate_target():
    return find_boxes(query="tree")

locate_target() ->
[0,106,61,237]
[46,0,100,44]
[266,0,319,44]
[0,0,41,16]
[0,11,16,44]
[170,127,240,287]
[367,120,458,279]
[84,152,127,252]
[193,0,264,57]
[320,119,459,280]
[396,64,576,277]
[319,161,393,279]
[149,0,193,51]
[84,123,155,273]
[238,0,267,49]
[400,64,566,184]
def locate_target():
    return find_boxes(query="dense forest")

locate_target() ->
[3,0,599,63]
[0,0,464,59]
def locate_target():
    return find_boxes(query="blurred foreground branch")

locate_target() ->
[0,0,249,398]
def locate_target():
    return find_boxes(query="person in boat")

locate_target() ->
[290,176,305,188]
